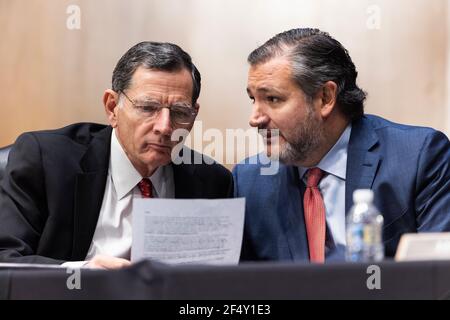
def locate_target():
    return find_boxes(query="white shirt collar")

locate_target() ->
[298,124,352,181]
[110,129,173,199]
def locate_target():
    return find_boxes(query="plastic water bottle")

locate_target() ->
[345,189,384,262]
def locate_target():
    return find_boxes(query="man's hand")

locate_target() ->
[85,255,131,269]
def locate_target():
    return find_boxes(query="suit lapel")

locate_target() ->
[172,163,201,198]
[172,147,202,198]
[345,116,381,214]
[278,165,310,261]
[71,126,112,260]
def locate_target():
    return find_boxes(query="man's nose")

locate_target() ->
[249,104,269,128]
[153,108,173,136]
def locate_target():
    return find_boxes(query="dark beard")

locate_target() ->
[278,108,323,165]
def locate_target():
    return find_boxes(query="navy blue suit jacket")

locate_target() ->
[233,115,450,262]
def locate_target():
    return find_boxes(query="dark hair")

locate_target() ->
[112,41,201,104]
[248,28,366,120]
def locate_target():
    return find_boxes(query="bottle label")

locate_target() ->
[348,224,364,250]
[346,223,383,262]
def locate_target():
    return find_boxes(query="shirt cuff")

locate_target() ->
[61,261,89,269]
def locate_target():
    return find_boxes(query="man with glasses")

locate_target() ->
[0,42,233,268]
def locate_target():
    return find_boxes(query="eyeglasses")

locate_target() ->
[120,91,198,125]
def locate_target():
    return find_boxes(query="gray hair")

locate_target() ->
[248,28,366,120]
[112,41,201,104]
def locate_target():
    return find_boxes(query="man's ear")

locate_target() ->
[318,81,338,119]
[103,89,120,127]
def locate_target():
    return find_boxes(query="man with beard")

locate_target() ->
[0,42,233,268]
[233,28,450,263]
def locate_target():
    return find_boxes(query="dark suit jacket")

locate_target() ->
[0,123,233,264]
[233,115,450,262]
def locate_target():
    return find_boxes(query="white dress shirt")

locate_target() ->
[298,124,352,247]
[63,129,174,267]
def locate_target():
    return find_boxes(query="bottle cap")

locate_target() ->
[353,189,374,203]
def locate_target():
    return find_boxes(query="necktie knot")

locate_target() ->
[306,167,324,188]
[138,178,153,198]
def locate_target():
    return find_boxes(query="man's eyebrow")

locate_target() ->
[170,101,193,107]
[133,97,160,104]
[134,99,192,107]
[247,87,283,95]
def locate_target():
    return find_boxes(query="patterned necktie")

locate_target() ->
[303,168,326,263]
[138,178,153,198]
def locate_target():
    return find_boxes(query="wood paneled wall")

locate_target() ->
[1,0,448,165]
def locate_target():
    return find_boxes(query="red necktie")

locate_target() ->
[138,178,153,198]
[303,168,326,263]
